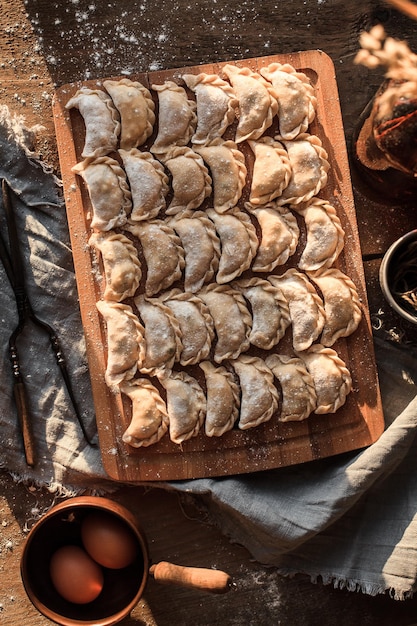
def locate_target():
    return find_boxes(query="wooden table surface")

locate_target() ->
[2,1,417,624]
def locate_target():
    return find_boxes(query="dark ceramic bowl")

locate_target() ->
[379,229,417,325]
[20,496,148,626]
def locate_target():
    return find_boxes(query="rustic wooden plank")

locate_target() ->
[3,1,417,624]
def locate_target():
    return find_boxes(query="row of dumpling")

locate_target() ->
[119,345,352,448]
[70,130,330,231]
[97,269,361,395]
[66,65,324,223]
[89,197,346,302]
[66,63,317,160]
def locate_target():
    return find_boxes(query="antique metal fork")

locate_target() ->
[0,179,96,466]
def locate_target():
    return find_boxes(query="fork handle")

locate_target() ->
[13,381,35,467]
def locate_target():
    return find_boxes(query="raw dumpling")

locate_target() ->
[248,137,291,205]
[66,86,120,157]
[127,220,185,296]
[230,355,279,430]
[199,361,240,437]
[119,149,169,221]
[308,268,362,346]
[269,269,325,352]
[135,294,182,376]
[246,201,299,272]
[206,208,258,283]
[260,62,317,140]
[182,72,237,144]
[194,138,247,213]
[265,353,317,422]
[297,198,345,271]
[276,134,330,206]
[198,284,252,363]
[72,156,132,231]
[103,78,155,149]
[233,277,290,350]
[150,81,197,154]
[168,211,220,292]
[159,371,206,444]
[120,378,169,447]
[222,64,278,143]
[96,300,145,388]
[162,146,212,214]
[295,344,352,414]
[89,231,141,301]
[160,289,215,366]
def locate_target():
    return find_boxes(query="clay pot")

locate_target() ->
[20,496,231,626]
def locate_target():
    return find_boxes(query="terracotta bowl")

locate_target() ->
[20,496,149,626]
[379,229,417,325]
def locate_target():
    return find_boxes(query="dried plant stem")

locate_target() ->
[384,0,417,21]
[354,24,417,120]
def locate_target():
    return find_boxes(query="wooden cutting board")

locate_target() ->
[52,50,384,482]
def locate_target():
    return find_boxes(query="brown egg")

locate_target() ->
[81,511,139,569]
[49,545,104,604]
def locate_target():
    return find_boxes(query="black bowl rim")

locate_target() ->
[379,229,417,325]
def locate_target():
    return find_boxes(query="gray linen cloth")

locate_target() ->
[0,105,108,493]
[1,105,417,599]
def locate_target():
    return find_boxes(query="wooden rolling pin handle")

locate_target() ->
[149,561,232,594]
